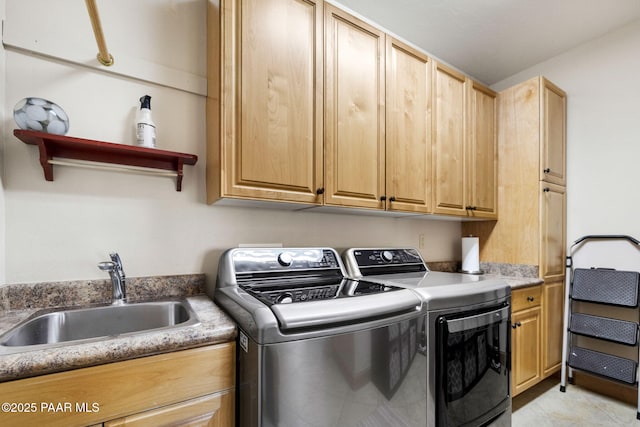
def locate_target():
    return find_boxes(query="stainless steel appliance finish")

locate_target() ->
[213,248,427,427]
[432,300,510,427]
[343,248,512,427]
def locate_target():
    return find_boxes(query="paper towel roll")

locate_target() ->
[461,237,480,273]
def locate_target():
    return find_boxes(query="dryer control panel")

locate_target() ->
[343,248,428,277]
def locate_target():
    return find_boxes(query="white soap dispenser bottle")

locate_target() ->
[135,95,156,148]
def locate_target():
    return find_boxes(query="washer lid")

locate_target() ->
[270,288,422,331]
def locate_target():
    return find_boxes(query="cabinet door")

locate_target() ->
[385,37,431,213]
[512,306,542,396]
[105,390,234,427]
[324,4,386,209]
[540,78,566,186]
[467,80,497,219]
[209,0,324,204]
[0,344,235,427]
[543,280,565,376]
[540,182,566,281]
[432,62,467,216]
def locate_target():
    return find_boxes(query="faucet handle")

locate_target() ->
[100,254,127,304]
[98,261,115,271]
[109,252,124,268]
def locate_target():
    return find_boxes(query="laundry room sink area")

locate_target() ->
[0,299,199,352]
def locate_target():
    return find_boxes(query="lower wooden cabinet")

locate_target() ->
[511,282,565,397]
[0,343,235,427]
[542,280,565,376]
[511,286,542,397]
[105,389,234,427]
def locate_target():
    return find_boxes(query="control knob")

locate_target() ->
[381,250,394,262]
[276,293,293,304]
[277,253,293,267]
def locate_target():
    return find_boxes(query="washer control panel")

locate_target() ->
[244,279,401,306]
[232,248,341,273]
[250,285,342,305]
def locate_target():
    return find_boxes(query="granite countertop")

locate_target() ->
[479,262,545,289]
[495,275,544,289]
[429,261,547,289]
[0,275,237,382]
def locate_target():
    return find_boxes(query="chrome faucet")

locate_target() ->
[98,252,127,304]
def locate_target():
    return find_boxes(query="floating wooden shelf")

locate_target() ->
[13,129,198,191]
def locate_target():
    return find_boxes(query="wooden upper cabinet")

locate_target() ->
[433,63,497,218]
[324,3,386,209]
[467,80,497,219]
[541,78,567,186]
[385,37,432,213]
[208,0,501,218]
[432,62,467,216]
[207,0,324,204]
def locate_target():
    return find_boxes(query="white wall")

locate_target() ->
[492,19,640,266]
[1,0,460,285]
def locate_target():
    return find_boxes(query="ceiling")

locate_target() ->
[332,0,640,85]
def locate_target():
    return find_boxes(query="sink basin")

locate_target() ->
[0,299,199,351]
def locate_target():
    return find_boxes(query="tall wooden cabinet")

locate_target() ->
[463,76,567,395]
[207,0,324,205]
[540,182,566,376]
[324,3,386,209]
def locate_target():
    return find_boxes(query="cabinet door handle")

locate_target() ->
[511,322,522,329]
[543,168,551,173]
[543,187,550,193]
[380,196,387,202]
[527,296,535,302]
[389,197,396,202]
[316,188,325,195]
[465,206,477,211]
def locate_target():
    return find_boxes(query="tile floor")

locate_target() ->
[512,377,639,426]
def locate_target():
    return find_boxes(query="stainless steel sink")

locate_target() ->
[0,299,199,352]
